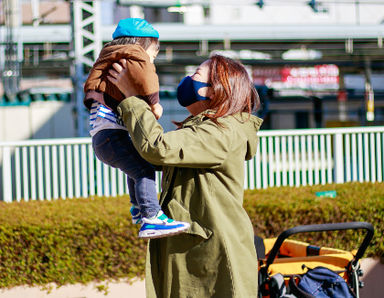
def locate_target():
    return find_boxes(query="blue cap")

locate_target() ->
[112,18,159,39]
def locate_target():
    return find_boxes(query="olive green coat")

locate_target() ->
[118,97,263,298]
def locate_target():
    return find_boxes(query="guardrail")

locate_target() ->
[246,126,383,190]
[1,126,384,202]
[0,138,163,202]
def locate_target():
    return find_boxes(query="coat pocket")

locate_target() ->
[167,199,212,240]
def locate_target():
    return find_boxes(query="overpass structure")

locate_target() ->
[4,23,384,64]
[3,22,384,83]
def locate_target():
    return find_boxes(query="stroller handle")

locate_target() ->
[265,221,374,271]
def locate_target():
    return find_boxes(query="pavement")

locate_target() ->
[0,258,382,298]
[0,278,146,298]
[360,257,384,298]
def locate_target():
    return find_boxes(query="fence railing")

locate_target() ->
[245,126,384,190]
[1,126,384,202]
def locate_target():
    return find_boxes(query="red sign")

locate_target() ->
[253,65,339,90]
[281,65,339,87]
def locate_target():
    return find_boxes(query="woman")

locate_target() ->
[109,55,263,297]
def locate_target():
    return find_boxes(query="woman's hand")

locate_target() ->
[107,59,138,98]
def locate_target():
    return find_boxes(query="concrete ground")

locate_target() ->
[0,278,146,298]
[0,258,382,298]
[360,258,384,298]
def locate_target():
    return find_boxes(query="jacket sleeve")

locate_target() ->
[117,96,231,168]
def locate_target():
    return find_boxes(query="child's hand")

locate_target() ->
[150,103,163,120]
[107,59,138,98]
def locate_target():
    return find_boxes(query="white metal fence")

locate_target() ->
[1,126,384,202]
[245,126,384,189]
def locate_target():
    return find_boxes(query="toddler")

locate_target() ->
[83,18,190,239]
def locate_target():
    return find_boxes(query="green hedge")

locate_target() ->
[0,182,383,288]
[244,182,384,258]
[0,196,146,287]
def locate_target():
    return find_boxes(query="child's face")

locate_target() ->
[146,42,159,64]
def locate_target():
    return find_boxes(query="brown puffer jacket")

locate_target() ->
[83,44,159,110]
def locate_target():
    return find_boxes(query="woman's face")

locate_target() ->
[190,60,211,97]
[186,60,212,116]
[191,60,210,80]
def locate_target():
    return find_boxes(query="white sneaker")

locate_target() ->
[139,210,190,239]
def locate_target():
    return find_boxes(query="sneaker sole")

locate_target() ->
[139,224,190,239]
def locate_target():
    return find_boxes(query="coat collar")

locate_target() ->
[181,110,215,128]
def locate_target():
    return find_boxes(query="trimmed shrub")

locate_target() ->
[244,182,384,258]
[0,182,382,288]
[0,196,146,287]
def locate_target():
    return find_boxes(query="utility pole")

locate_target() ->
[1,0,22,100]
[70,0,102,136]
[364,59,374,122]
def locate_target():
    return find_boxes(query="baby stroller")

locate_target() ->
[256,222,374,298]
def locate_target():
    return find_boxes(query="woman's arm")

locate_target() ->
[117,97,231,168]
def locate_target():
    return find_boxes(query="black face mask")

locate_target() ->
[176,76,211,107]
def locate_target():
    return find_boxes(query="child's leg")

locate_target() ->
[92,129,160,217]
[127,176,143,224]
[127,177,138,206]
[127,164,159,218]
[92,129,189,238]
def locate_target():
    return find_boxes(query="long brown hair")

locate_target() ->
[205,55,259,121]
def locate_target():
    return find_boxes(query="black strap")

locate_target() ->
[254,235,266,260]
[306,245,321,256]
